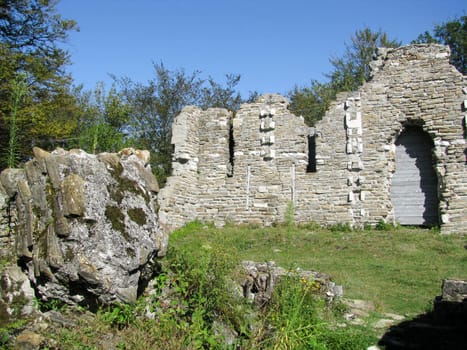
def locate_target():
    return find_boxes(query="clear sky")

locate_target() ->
[57,0,465,97]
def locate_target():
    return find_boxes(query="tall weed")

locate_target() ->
[260,274,375,349]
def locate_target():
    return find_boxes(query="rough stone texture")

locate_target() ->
[380,279,467,349]
[434,278,467,325]
[159,44,467,234]
[13,330,44,350]
[0,265,37,326]
[241,260,343,306]
[0,147,167,307]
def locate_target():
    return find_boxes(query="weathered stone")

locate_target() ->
[159,44,466,234]
[0,265,37,326]
[241,260,342,306]
[31,147,50,174]
[61,173,85,217]
[32,146,51,160]
[0,180,9,209]
[53,216,71,238]
[0,168,25,198]
[373,318,395,329]
[433,278,467,326]
[15,179,34,259]
[441,279,467,302]
[14,330,44,350]
[46,225,64,269]
[0,148,167,307]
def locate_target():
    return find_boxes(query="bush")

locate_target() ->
[260,275,375,349]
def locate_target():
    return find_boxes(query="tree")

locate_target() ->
[0,0,78,168]
[6,72,27,167]
[116,63,246,185]
[289,28,400,126]
[199,74,243,111]
[413,15,467,74]
[70,83,131,154]
[288,81,335,127]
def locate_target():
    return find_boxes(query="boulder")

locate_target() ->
[0,265,37,326]
[0,148,167,308]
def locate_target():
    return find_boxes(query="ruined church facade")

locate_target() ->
[158,45,467,234]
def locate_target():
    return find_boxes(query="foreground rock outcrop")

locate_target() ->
[0,147,167,311]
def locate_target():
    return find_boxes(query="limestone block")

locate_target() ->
[253,202,268,208]
[0,265,36,323]
[0,168,25,198]
[61,173,85,217]
[441,279,467,302]
[46,225,64,269]
[1,148,167,307]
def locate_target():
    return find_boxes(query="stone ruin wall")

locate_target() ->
[159,44,467,234]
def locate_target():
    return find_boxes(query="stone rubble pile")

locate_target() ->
[241,260,343,306]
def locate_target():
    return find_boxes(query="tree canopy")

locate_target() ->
[0,0,78,168]
[1,2,464,188]
[288,28,400,126]
[114,63,246,184]
[413,15,467,74]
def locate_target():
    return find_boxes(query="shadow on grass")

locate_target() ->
[379,300,467,350]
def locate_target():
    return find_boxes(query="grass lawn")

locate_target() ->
[3,222,465,349]
[170,222,467,316]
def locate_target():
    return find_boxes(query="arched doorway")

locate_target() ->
[391,126,439,226]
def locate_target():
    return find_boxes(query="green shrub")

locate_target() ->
[375,219,394,231]
[260,274,375,349]
[329,223,353,232]
[100,303,136,329]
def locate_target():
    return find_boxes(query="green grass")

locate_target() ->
[3,222,465,349]
[170,222,467,316]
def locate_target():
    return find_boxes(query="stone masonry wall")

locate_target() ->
[159,44,467,234]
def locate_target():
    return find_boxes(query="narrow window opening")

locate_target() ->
[307,134,317,173]
[227,122,235,177]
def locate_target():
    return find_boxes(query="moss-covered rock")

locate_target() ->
[0,147,168,307]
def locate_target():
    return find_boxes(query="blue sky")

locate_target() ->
[57,0,465,97]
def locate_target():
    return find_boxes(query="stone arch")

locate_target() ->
[391,125,439,226]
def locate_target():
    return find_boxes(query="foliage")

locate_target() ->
[288,27,400,126]
[261,275,374,349]
[329,222,353,232]
[375,219,395,231]
[151,243,246,348]
[0,319,28,350]
[284,201,295,228]
[9,223,465,348]
[69,83,131,153]
[5,72,27,168]
[413,15,467,74]
[0,0,79,169]
[288,80,335,126]
[169,223,467,316]
[115,64,246,185]
[100,303,137,329]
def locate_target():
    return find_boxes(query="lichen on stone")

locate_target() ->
[105,205,126,235]
[127,208,147,226]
